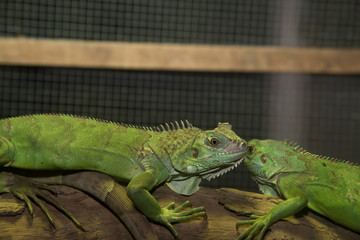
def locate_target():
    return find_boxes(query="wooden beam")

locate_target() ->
[0,37,359,74]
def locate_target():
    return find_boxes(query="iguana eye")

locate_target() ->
[209,137,220,147]
[261,154,267,164]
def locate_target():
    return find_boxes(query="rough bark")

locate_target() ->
[0,185,358,240]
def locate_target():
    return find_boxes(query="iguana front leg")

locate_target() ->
[0,171,83,230]
[127,170,206,238]
[236,196,307,240]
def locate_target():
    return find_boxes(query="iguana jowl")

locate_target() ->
[236,139,360,240]
[0,114,247,238]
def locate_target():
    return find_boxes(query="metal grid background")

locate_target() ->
[1,0,360,192]
[1,0,359,46]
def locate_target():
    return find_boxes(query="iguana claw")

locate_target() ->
[156,201,207,239]
[6,174,85,231]
[236,214,270,240]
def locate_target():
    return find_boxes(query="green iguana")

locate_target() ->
[236,139,360,240]
[0,114,247,238]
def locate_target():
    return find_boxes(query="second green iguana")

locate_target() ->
[236,139,360,240]
[0,114,247,238]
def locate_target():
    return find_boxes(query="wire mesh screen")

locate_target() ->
[1,1,360,193]
[0,66,273,191]
[1,0,359,46]
[1,67,360,192]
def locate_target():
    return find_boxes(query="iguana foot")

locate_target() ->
[5,174,85,231]
[236,214,270,240]
[155,201,206,239]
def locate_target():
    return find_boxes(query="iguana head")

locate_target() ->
[170,122,247,180]
[244,139,306,196]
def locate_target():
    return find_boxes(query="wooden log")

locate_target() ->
[0,185,358,239]
[0,38,360,74]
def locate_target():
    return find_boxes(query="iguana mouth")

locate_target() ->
[201,156,244,181]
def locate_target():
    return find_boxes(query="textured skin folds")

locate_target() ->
[236,139,360,240]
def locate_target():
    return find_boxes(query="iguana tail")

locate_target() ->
[32,171,158,240]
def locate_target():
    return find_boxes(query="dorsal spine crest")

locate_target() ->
[5,113,194,133]
[283,139,358,166]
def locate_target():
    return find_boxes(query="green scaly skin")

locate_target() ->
[236,139,360,240]
[0,114,247,238]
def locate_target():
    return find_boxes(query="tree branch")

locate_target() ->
[0,185,358,239]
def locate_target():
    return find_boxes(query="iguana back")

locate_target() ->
[0,114,246,182]
[0,114,155,180]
